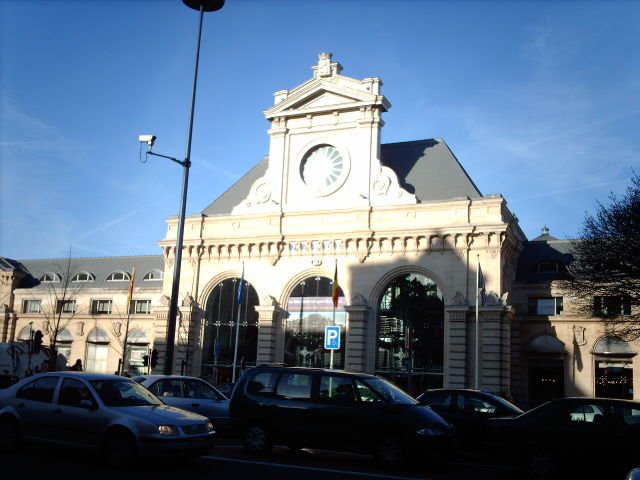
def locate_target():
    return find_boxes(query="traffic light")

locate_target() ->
[150,349,158,368]
[33,330,43,353]
[143,354,149,367]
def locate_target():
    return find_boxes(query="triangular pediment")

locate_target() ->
[265,78,387,118]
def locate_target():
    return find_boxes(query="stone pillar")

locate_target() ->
[344,304,371,372]
[446,306,471,388]
[153,307,169,374]
[254,302,284,365]
[480,306,511,393]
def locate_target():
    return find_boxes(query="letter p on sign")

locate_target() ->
[324,325,341,350]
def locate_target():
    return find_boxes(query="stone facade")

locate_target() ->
[2,54,637,407]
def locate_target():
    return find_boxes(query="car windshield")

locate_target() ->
[362,377,417,405]
[492,394,524,414]
[91,379,162,407]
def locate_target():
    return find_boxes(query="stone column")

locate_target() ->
[153,307,169,374]
[480,306,511,393]
[344,304,371,372]
[254,300,285,365]
[446,306,471,388]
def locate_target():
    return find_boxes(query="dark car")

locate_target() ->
[229,365,455,468]
[485,397,640,480]
[0,372,215,466]
[417,388,523,450]
[133,375,231,433]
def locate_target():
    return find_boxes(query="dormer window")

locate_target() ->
[106,271,130,282]
[40,272,60,283]
[143,270,163,281]
[72,272,95,282]
[537,261,560,273]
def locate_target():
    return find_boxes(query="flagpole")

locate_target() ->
[122,266,135,376]
[475,255,479,390]
[232,262,244,383]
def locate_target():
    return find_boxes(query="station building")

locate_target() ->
[1,54,636,406]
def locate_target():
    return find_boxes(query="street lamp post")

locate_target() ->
[140,0,224,375]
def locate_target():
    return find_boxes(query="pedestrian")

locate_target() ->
[70,358,83,371]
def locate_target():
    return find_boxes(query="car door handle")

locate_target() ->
[191,403,200,407]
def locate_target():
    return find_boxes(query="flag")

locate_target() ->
[331,262,339,308]
[237,263,245,305]
[128,267,136,305]
[478,264,487,306]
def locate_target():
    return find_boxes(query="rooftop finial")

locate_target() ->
[313,52,342,78]
[542,226,550,235]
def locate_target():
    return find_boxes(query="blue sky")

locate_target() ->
[1,0,639,260]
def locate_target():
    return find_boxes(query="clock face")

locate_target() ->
[300,145,348,196]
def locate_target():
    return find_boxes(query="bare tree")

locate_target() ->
[109,268,136,375]
[566,172,640,339]
[35,252,86,368]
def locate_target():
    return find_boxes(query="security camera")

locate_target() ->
[138,134,156,147]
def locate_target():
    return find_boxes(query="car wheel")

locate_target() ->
[526,448,556,480]
[103,429,137,467]
[375,437,404,468]
[0,416,20,452]
[243,425,272,454]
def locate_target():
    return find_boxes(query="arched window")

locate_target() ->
[40,272,60,283]
[284,276,345,369]
[106,271,130,282]
[593,336,635,400]
[72,272,95,282]
[87,328,110,373]
[125,329,150,376]
[55,328,73,367]
[201,278,259,384]
[18,326,34,341]
[376,273,444,395]
[143,270,164,281]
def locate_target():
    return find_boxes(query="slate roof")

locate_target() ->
[7,256,164,290]
[201,138,482,216]
[515,234,574,283]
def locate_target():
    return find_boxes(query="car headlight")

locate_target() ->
[158,425,179,436]
[207,421,215,433]
[417,427,449,436]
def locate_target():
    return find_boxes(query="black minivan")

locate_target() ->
[229,365,455,467]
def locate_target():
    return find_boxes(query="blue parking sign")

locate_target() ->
[324,325,341,350]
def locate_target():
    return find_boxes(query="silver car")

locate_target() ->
[133,375,231,433]
[0,372,215,465]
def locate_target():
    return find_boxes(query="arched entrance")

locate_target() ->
[284,276,345,369]
[375,273,444,396]
[201,278,259,386]
[593,336,636,400]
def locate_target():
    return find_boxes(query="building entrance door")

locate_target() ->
[528,362,564,408]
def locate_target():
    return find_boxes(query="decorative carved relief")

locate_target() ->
[351,293,368,306]
[76,322,84,336]
[161,295,170,306]
[487,292,500,305]
[452,291,468,305]
[573,325,587,346]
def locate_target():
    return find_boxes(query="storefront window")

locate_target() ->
[284,276,345,369]
[376,273,444,396]
[201,278,259,385]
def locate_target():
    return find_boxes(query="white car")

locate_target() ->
[0,372,215,465]
[133,375,231,433]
